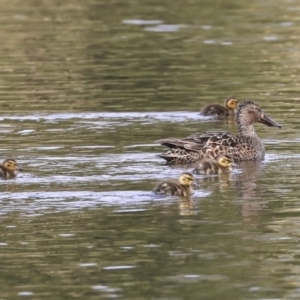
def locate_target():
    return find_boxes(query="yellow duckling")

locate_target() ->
[153,172,194,196]
[0,159,20,179]
[193,154,233,175]
[200,96,239,117]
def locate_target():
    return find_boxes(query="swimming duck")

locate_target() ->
[153,172,194,196]
[193,154,233,175]
[0,159,20,179]
[158,101,281,164]
[200,96,239,117]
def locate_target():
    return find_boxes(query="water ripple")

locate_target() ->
[0,111,210,123]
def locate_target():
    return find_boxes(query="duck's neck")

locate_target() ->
[7,171,15,179]
[238,122,257,138]
[1,168,15,179]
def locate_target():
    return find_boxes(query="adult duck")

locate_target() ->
[158,101,281,164]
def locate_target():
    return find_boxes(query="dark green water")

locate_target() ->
[0,0,300,299]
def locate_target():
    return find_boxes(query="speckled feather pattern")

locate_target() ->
[153,180,193,196]
[158,101,278,164]
[0,166,17,179]
[159,134,263,164]
[193,159,232,175]
[200,104,229,117]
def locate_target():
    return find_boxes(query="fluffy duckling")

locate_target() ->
[200,96,239,117]
[153,172,194,196]
[193,154,233,175]
[0,159,20,179]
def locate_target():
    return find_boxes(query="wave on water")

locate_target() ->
[0,189,210,215]
[0,111,212,123]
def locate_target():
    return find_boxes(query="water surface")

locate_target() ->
[0,0,300,299]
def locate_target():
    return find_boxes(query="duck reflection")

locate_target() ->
[236,161,263,198]
[0,182,18,192]
[235,161,265,223]
[195,172,233,192]
[194,160,266,223]
[178,196,198,216]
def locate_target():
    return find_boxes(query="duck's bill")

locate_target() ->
[258,113,281,128]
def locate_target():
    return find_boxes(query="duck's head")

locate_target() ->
[225,97,239,110]
[179,172,194,186]
[3,159,18,171]
[236,101,281,128]
[217,154,233,168]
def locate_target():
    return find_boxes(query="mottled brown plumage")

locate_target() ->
[200,96,239,117]
[0,159,20,179]
[153,172,194,196]
[193,154,233,175]
[158,101,281,164]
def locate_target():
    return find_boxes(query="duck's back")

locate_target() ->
[193,160,219,175]
[200,104,229,117]
[153,180,190,196]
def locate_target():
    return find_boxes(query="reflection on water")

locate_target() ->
[0,0,300,299]
[235,161,266,224]
[236,161,263,199]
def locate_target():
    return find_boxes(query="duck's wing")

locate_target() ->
[187,132,237,147]
[158,132,237,150]
[159,138,203,150]
[157,132,240,164]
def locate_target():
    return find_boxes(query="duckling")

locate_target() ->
[200,96,239,117]
[0,159,20,179]
[153,172,194,196]
[193,154,233,175]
